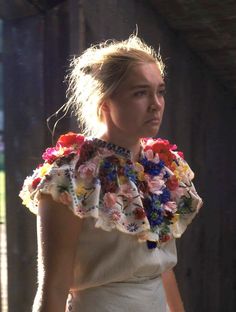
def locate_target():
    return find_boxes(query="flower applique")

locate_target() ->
[19,132,203,248]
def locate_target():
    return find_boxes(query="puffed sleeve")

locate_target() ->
[19,156,77,214]
[19,132,86,214]
[168,153,203,238]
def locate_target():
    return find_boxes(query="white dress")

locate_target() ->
[65,218,177,311]
[19,134,203,311]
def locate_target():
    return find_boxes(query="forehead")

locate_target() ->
[118,62,165,91]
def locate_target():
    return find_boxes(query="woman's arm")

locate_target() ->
[33,194,82,312]
[162,269,185,312]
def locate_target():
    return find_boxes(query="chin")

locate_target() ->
[142,126,160,138]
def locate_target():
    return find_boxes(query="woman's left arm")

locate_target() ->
[162,269,185,312]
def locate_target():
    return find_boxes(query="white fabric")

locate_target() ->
[65,217,177,311]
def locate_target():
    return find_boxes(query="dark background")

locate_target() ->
[1,0,236,311]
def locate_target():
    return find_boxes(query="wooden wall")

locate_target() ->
[4,2,70,311]
[3,0,236,311]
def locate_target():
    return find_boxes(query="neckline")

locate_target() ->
[92,137,132,159]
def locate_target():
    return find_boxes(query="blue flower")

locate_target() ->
[124,165,136,182]
[107,170,117,181]
[143,195,164,227]
[103,160,112,169]
[147,241,157,249]
[159,188,170,203]
[140,157,165,176]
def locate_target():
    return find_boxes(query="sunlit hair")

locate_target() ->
[65,35,165,136]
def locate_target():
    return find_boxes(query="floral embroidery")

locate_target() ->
[19,132,203,248]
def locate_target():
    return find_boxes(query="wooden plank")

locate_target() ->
[4,15,44,311]
[4,3,70,311]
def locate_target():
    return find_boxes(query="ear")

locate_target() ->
[100,100,110,114]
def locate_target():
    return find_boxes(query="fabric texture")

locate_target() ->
[19,133,203,310]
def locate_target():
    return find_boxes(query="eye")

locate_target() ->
[134,90,148,97]
[157,89,166,97]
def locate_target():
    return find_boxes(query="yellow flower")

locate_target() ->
[137,171,145,181]
[39,163,52,177]
[173,159,191,181]
[119,176,128,184]
[172,214,180,224]
[75,183,87,196]
[119,158,126,166]
[134,162,145,181]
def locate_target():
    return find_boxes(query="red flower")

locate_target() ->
[57,132,84,148]
[42,147,58,164]
[32,177,41,189]
[77,141,97,165]
[177,151,184,159]
[144,138,177,167]
[160,234,170,243]
[134,207,146,220]
[166,175,179,191]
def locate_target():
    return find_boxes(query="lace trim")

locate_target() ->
[92,138,132,159]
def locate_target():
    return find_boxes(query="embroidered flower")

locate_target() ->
[32,177,41,189]
[20,133,202,248]
[127,223,139,232]
[163,201,177,213]
[76,141,97,166]
[38,163,52,177]
[140,156,165,176]
[134,162,145,181]
[78,160,98,180]
[143,138,177,168]
[59,191,73,205]
[42,146,64,164]
[144,149,160,163]
[173,158,194,183]
[111,210,121,221]
[104,192,117,208]
[119,183,134,202]
[75,183,87,196]
[145,175,165,195]
[134,207,146,220]
[166,175,179,191]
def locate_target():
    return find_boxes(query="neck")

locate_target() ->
[100,132,141,162]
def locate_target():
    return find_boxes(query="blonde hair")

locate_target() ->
[65,35,165,136]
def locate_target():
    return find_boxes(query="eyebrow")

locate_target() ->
[130,83,166,89]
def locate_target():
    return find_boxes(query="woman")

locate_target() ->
[20,35,203,312]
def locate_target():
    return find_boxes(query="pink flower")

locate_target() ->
[59,191,73,205]
[111,210,121,221]
[78,161,97,179]
[119,183,134,201]
[104,192,117,208]
[145,149,160,163]
[42,147,60,164]
[145,175,165,195]
[163,201,177,213]
[170,187,186,201]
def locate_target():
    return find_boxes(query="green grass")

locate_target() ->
[0,170,5,223]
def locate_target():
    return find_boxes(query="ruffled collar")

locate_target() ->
[30,132,200,248]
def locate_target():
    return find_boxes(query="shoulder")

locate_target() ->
[19,132,91,212]
[42,132,86,165]
[141,136,195,184]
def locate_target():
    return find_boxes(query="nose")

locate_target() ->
[149,94,163,112]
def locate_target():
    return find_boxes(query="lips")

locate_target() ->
[146,117,160,124]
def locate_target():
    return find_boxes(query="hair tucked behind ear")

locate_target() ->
[65,35,165,137]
